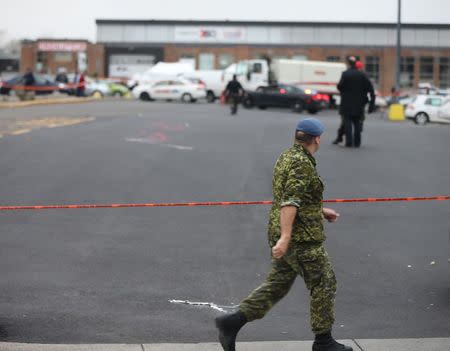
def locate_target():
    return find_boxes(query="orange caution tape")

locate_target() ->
[0,82,85,92]
[0,196,449,211]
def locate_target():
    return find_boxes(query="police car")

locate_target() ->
[405,95,450,125]
[133,78,206,103]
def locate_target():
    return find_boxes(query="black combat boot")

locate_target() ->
[312,332,353,351]
[215,311,247,351]
[332,138,342,145]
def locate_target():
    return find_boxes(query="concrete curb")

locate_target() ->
[0,97,100,109]
[1,339,449,351]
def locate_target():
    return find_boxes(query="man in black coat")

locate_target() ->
[337,57,375,148]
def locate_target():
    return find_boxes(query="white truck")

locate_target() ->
[127,62,195,90]
[223,59,346,96]
[180,69,229,103]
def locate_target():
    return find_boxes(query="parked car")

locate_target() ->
[242,84,323,114]
[0,74,58,96]
[405,95,450,125]
[133,78,206,103]
[108,81,129,97]
[84,78,110,97]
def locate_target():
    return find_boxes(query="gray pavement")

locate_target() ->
[0,100,449,344]
[1,339,450,351]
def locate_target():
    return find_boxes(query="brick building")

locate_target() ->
[97,19,450,95]
[21,39,105,77]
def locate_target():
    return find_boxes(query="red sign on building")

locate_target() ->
[37,41,88,52]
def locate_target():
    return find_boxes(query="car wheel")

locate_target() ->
[291,100,304,113]
[243,97,254,109]
[206,91,216,103]
[414,112,429,126]
[258,105,267,110]
[113,91,122,98]
[139,92,152,101]
[182,93,193,103]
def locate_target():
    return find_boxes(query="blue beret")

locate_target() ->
[295,118,325,136]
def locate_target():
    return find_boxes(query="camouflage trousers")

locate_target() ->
[239,244,337,335]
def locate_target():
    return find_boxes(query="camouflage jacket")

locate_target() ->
[268,144,325,246]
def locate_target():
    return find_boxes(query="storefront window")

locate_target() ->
[198,53,215,70]
[365,56,380,85]
[326,56,341,62]
[218,54,234,69]
[36,52,47,73]
[54,52,72,63]
[400,57,415,88]
[419,57,434,83]
[292,55,308,61]
[439,57,450,89]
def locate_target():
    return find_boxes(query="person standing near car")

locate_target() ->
[22,68,36,101]
[224,75,244,115]
[74,69,86,97]
[215,118,353,351]
[333,60,368,145]
[337,57,375,148]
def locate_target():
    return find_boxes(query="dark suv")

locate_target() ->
[242,84,324,114]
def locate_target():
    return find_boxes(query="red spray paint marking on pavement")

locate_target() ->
[0,196,449,211]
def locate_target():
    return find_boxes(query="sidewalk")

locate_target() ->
[1,338,449,351]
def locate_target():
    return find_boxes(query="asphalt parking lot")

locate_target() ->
[0,100,449,344]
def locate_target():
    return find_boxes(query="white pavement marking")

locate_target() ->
[169,299,237,313]
[1,339,450,351]
[125,138,193,151]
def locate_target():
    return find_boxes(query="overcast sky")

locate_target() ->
[1,0,449,45]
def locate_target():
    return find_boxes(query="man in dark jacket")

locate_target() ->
[224,75,244,115]
[23,68,35,87]
[337,57,375,148]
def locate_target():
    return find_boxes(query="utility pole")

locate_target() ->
[395,0,402,91]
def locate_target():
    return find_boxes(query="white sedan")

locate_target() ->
[133,78,206,103]
[405,95,450,125]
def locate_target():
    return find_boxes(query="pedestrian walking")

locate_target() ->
[337,57,375,148]
[224,75,244,115]
[215,118,353,351]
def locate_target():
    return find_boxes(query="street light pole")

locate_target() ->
[396,0,402,91]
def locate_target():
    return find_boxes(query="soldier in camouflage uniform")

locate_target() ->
[215,118,352,351]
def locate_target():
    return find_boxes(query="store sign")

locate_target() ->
[38,41,87,52]
[174,26,247,43]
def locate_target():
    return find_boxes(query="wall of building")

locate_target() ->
[20,40,105,77]
[161,45,450,94]
[98,21,450,95]
[97,21,450,48]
